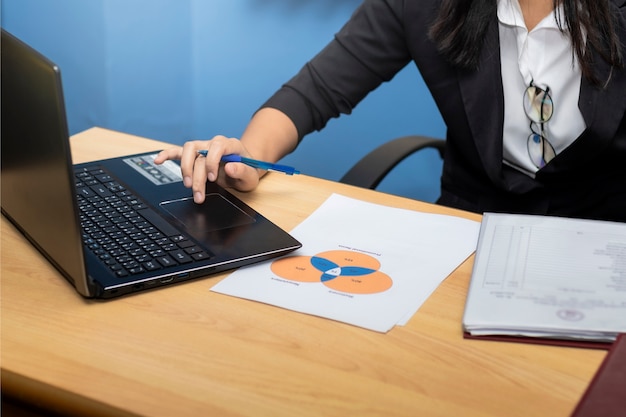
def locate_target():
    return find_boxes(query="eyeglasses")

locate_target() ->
[523,81,555,168]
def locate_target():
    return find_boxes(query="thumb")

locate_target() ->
[221,162,260,192]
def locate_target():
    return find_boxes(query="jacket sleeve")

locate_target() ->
[260,0,412,140]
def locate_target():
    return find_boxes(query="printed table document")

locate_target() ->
[463,213,626,342]
[212,194,480,332]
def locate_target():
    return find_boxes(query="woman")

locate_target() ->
[156,0,626,221]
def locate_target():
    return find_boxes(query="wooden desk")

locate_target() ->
[1,128,605,417]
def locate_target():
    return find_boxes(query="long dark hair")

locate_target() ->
[429,0,624,87]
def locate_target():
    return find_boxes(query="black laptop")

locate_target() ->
[1,29,301,298]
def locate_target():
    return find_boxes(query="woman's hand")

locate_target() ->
[154,136,261,204]
[155,108,300,204]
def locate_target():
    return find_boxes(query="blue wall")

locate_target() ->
[1,0,446,202]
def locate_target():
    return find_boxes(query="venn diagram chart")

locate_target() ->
[270,250,393,294]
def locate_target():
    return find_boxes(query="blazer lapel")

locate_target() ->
[543,0,626,173]
[457,18,506,187]
[579,0,626,141]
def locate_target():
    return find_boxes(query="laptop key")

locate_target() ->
[77,187,96,198]
[176,240,195,249]
[170,250,192,264]
[143,260,161,271]
[90,184,112,197]
[183,246,202,254]
[191,252,211,261]
[156,255,177,267]
[170,234,187,243]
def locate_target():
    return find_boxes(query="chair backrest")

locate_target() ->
[339,135,445,190]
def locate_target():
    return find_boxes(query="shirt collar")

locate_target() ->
[497,0,564,31]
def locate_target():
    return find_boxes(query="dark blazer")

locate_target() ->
[264,0,626,221]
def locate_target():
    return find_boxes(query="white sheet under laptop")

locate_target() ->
[211,194,480,332]
[463,213,626,342]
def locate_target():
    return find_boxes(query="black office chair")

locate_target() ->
[339,135,446,190]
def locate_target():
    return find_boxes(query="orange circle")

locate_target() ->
[323,271,393,294]
[270,256,320,282]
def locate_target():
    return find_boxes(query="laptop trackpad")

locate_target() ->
[160,194,255,232]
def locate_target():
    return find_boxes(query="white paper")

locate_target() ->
[211,194,480,332]
[463,213,626,341]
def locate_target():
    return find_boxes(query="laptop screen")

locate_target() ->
[1,29,93,296]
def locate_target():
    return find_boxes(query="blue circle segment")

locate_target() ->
[311,256,376,282]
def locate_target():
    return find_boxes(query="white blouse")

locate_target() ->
[497,0,586,176]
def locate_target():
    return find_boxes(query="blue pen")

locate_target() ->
[197,150,300,175]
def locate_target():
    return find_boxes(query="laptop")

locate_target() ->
[1,29,302,299]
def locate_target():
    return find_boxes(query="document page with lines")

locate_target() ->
[463,213,626,342]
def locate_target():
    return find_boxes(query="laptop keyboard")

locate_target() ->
[75,166,212,278]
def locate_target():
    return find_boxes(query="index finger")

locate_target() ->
[179,140,208,188]
[154,147,183,164]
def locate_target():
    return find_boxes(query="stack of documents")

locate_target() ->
[463,213,626,344]
[212,194,480,332]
